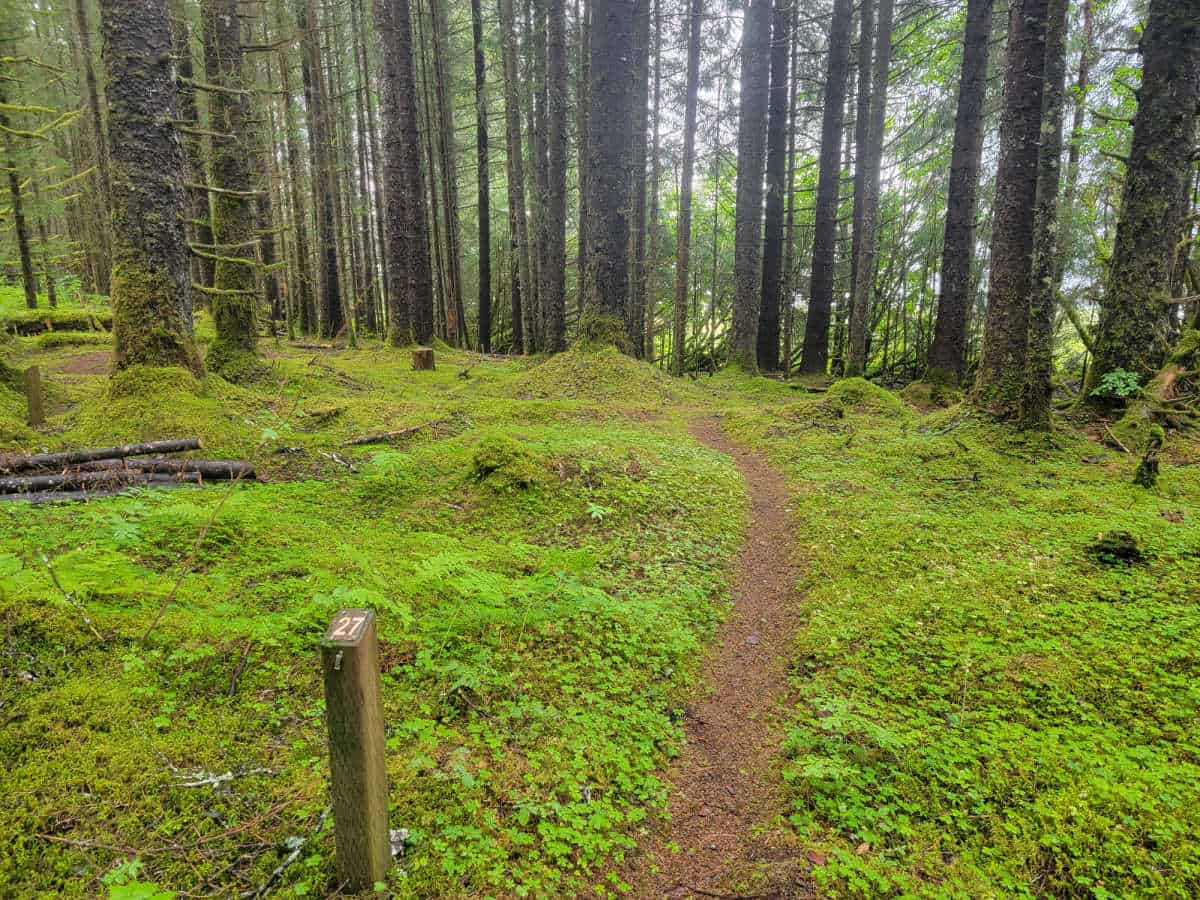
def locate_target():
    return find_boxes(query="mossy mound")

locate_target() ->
[69,365,260,453]
[517,347,681,405]
[470,435,545,492]
[821,377,906,417]
[33,330,111,351]
[0,383,37,449]
[900,380,963,411]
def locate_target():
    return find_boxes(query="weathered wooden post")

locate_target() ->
[23,366,43,427]
[411,347,435,371]
[321,608,391,890]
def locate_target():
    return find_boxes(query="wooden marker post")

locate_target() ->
[321,608,391,890]
[23,366,43,427]
[411,347,435,371]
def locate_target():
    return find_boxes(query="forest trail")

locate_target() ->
[631,419,811,898]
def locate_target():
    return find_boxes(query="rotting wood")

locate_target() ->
[343,419,450,446]
[412,347,435,370]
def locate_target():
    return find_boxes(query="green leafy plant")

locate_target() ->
[1090,368,1142,399]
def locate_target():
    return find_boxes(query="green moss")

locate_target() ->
[822,377,906,417]
[469,434,545,491]
[574,309,630,353]
[109,263,201,374]
[202,343,272,384]
[33,331,111,351]
[900,380,963,410]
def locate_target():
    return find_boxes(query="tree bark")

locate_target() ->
[429,0,466,346]
[799,0,853,375]
[970,0,1050,418]
[98,0,200,372]
[643,0,661,361]
[2,147,38,309]
[580,0,637,346]
[71,0,113,294]
[1087,0,1200,392]
[375,0,436,344]
[276,36,317,336]
[728,0,772,372]
[500,0,532,352]
[471,0,493,351]
[1019,0,1068,429]
[672,0,701,375]
[927,0,993,384]
[845,0,894,377]
[543,0,568,351]
[848,0,873,311]
[756,0,791,371]
[626,0,651,355]
[203,0,260,368]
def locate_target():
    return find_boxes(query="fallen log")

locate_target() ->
[0,479,201,504]
[0,438,202,474]
[343,419,450,446]
[0,469,202,495]
[38,458,254,479]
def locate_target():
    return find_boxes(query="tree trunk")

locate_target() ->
[300,0,344,340]
[845,0,894,377]
[848,0,874,310]
[543,0,568,351]
[203,0,260,370]
[471,0,493,351]
[580,0,637,346]
[728,0,772,372]
[500,0,532,352]
[1019,0,1068,429]
[643,0,661,361]
[781,0,800,377]
[576,0,590,323]
[672,0,701,375]
[98,0,200,372]
[2,149,38,308]
[970,0,1050,418]
[1087,0,1200,392]
[1054,0,1093,292]
[799,0,853,375]
[429,0,466,346]
[71,0,113,294]
[375,0,436,344]
[927,0,993,384]
[756,0,791,371]
[626,0,651,355]
[276,37,317,336]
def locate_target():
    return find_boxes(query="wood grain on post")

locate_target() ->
[411,347,435,371]
[23,366,43,427]
[321,608,391,891]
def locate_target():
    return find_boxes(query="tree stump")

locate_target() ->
[23,366,43,427]
[411,348,435,371]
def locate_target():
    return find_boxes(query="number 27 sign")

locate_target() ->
[325,608,374,645]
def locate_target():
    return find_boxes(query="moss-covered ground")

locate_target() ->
[2,287,1198,897]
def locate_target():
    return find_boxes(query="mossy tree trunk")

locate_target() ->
[969,0,1049,418]
[2,149,38,309]
[1019,0,1068,430]
[470,0,492,352]
[1086,0,1200,394]
[375,0,435,345]
[72,0,113,295]
[202,0,260,372]
[728,0,772,373]
[627,0,651,356]
[98,0,200,372]
[275,29,317,336]
[580,0,637,348]
[799,0,853,375]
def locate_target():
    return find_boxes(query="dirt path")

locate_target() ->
[628,420,811,899]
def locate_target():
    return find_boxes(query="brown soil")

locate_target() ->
[627,419,812,899]
[55,351,110,376]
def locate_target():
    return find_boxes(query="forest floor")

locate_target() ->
[3,286,1200,899]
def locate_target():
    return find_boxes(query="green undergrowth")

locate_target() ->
[718,378,1200,898]
[0,340,745,897]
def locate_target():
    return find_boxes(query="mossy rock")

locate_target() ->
[470,435,544,492]
[820,378,905,417]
